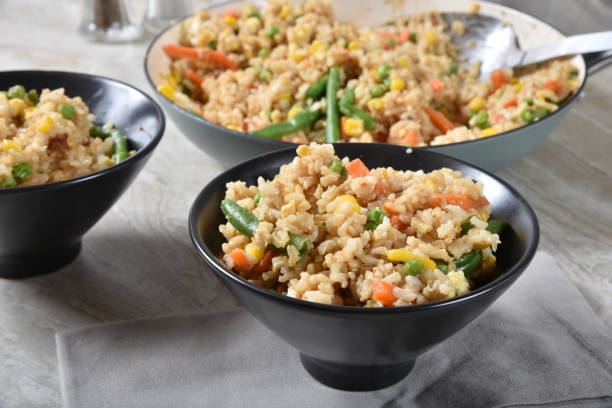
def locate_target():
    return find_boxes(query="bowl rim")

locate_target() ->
[0,69,166,194]
[189,143,540,314]
[144,0,587,152]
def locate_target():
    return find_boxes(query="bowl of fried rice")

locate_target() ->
[0,70,165,278]
[189,142,539,391]
[145,0,587,171]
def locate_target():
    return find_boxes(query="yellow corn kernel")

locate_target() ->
[389,77,405,91]
[165,74,177,88]
[347,41,359,50]
[367,98,384,110]
[467,96,484,112]
[425,29,436,43]
[482,253,497,271]
[447,271,470,295]
[24,111,33,120]
[338,194,360,213]
[424,179,436,191]
[277,93,291,100]
[514,80,524,93]
[309,41,325,56]
[224,15,237,25]
[509,77,519,85]
[287,106,302,120]
[296,145,310,157]
[9,98,26,115]
[398,56,409,67]
[280,4,291,19]
[37,114,53,133]
[243,5,255,15]
[386,249,437,271]
[67,137,75,147]
[105,156,115,166]
[226,124,241,131]
[245,243,264,261]
[343,117,364,136]
[157,84,175,101]
[480,127,499,138]
[478,212,490,221]
[172,69,182,83]
[2,140,25,155]
[290,50,306,62]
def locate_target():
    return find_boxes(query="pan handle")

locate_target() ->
[584,50,612,76]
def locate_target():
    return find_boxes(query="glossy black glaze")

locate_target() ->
[189,144,539,391]
[0,71,165,278]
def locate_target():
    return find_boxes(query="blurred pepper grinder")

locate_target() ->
[79,0,142,42]
[143,0,192,34]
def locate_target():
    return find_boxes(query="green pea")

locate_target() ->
[1,175,17,188]
[383,77,391,90]
[521,98,533,106]
[58,104,75,119]
[259,68,273,83]
[329,158,347,176]
[449,63,458,74]
[377,64,392,80]
[253,192,261,206]
[266,26,279,38]
[8,85,26,100]
[12,162,32,181]
[520,109,534,122]
[365,206,387,230]
[387,38,396,48]
[475,110,489,129]
[410,32,417,43]
[27,89,39,105]
[208,40,216,50]
[249,10,261,19]
[370,84,385,97]
[258,48,270,58]
[533,108,550,119]
[404,259,424,276]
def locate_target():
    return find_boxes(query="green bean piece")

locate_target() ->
[485,219,507,235]
[461,215,480,235]
[208,40,216,50]
[365,206,388,231]
[111,129,128,164]
[8,85,26,99]
[27,89,39,105]
[454,250,482,276]
[259,68,272,83]
[370,84,385,97]
[251,106,322,139]
[295,14,303,19]
[58,103,75,120]
[249,10,261,18]
[253,192,261,206]
[338,88,377,131]
[12,162,32,181]
[305,74,329,100]
[377,64,392,80]
[434,259,449,274]
[257,48,270,58]
[325,67,340,143]
[475,110,489,129]
[520,109,534,122]
[1,175,17,188]
[569,69,579,77]
[521,98,533,106]
[533,108,550,119]
[221,199,260,237]
[329,158,347,177]
[266,26,278,38]
[404,259,424,276]
[288,232,311,258]
[89,125,112,139]
[449,63,459,74]
[181,78,194,96]
[410,32,417,43]
[387,38,396,48]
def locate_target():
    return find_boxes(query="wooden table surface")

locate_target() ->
[1,1,611,406]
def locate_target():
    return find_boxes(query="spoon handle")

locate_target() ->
[513,31,612,67]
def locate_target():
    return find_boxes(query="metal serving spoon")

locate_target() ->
[441,13,612,80]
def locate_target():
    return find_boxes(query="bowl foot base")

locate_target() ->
[300,353,414,391]
[0,241,81,279]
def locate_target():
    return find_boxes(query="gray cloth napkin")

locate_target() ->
[56,252,612,408]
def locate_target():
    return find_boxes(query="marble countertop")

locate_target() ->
[1,1,611,406]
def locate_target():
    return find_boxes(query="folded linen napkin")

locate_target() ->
[56,252,612,408]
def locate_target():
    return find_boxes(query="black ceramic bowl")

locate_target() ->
[0,70,165,278]
[189,144,539,391]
